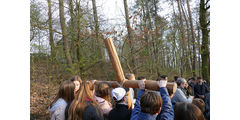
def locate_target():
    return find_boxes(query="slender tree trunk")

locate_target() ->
[68,0,77,63]
[92,0,105,61]
[196,20,201,76]
[47,0,56,62]
[59,0,73,68]
[145,0,159,77]
[180,0,192,72]
[187,0,197,77]
[153,0,161,77]
[123,0,137,75]
[200,0,210,83]
[177,0,188,75]
[76,0,85,78]
[140,0,151,73]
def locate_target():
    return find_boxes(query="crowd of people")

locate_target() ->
[49,75,210,120]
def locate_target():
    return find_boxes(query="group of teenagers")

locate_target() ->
[49,74,210,120]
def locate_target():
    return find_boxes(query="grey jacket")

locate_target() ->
[49,98,67,120]
[171,87,193,104]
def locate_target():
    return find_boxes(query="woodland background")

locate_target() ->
[30,0,210,119]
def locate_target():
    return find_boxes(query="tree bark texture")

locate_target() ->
[59,0,73,68]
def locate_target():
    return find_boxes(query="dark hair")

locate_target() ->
[50,80,75,108]
[137,76,146,80]
[192,98,205,113]
[174,102,205,120]
[157,75,168,81]
[160,75,167,79]
[70,75,82,83]
[95,82,111,102]
[140,91,162,115]
[197,77,202,80]
[174,76,179,81]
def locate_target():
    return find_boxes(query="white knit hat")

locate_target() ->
[111,87,126,101]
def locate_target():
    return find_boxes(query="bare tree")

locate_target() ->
[200,0,210,83]
[186,0,197,77]
[47,0,56,62]
[123,0,137,75]
[59,0,73,68]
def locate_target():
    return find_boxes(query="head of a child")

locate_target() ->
[140,91,162,115]
[174,102,205,120]
[95,82,111,102]
[192,98,205,114]
[112,87,127,104]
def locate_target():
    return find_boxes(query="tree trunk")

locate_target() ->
[59,0,73,68]
[177,0,188,75]
[187,0,197,77]
[76,0,85,78]
[92,0,105,61]
[47,0,56,62]
[68,0,77,63]
[200,0,210,83]
[140,0,151,73]
[180,0,192,72]
[196,20,201,76]
[123,0,137,75]
[153,0,161,77]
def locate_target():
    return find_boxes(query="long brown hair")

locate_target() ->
[70,75,82,83]
[192,98,205,114]
[68,81,103,120]
[174,102,205,120]
[70,75,82,97]
[50,80,75,108]
[95,82,111,102]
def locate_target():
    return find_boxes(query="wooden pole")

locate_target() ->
[104,38,177,93]
[94,80,177,94]
[104,38,125,83]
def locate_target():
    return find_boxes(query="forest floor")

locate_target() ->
[30,80,58,120]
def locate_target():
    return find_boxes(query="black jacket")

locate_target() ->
[83,102,104,120]
[194,83,209,99]
[109,103,132,120]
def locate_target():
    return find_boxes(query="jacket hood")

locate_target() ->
[49,98,66,113]
[95,96,105,105]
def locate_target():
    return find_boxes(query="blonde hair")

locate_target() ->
[68,81,102,120]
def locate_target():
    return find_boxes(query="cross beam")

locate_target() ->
[104,38,177,92]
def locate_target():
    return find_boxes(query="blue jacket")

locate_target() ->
[130,87,174,120]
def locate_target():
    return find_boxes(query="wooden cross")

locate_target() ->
[102,38,177,93]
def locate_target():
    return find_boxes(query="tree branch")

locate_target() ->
[206,5,210,10]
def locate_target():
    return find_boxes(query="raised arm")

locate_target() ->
[157,80,174,120]
[130,80,145,120]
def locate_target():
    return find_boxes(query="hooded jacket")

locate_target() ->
[95,96,112,119]
[49,98,67,120]
[130,87,174,120]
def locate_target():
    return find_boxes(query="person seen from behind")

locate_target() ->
[108,87,132,120]
[49,80,75,120]
[95,82,112,120]
[130,79,174,120]
[174,102,205,120]
[68,81,104,120]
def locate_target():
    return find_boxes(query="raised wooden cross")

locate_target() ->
[102,38,177,93]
